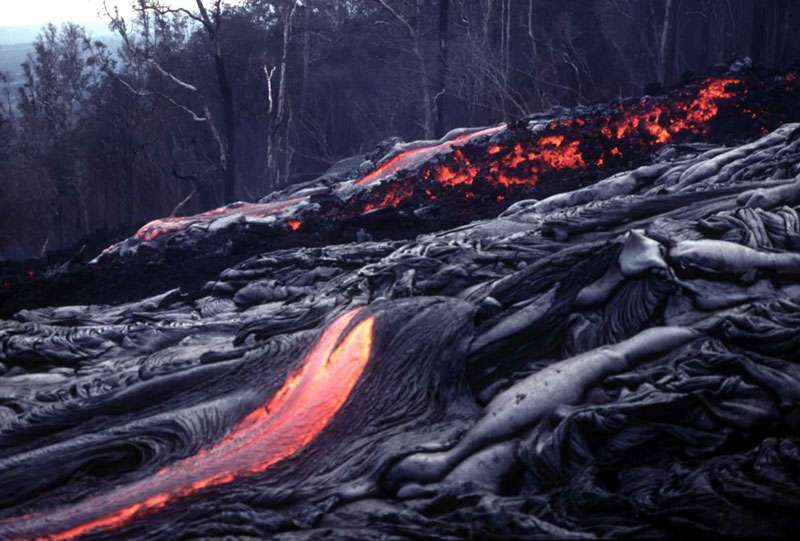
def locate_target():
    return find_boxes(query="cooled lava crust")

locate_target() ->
[2,65,800,539]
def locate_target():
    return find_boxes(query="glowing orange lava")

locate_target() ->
[133,195,309,242]
[418,76,741,195]
[360,181,415,212]
[286,219,302,231]
[355,125,506,186]
[5,309,374,541]
[355,76,742,212]
[435,150,479,187]
[599,77,740,147]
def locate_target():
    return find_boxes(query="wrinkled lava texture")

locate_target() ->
[3,65,800,539]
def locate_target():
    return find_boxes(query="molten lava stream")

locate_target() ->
[4,309,374,541]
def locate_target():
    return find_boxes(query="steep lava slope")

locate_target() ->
[2,107,800,538]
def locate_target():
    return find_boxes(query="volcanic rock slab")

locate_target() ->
[2,118,800,538]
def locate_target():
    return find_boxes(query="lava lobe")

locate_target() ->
[2,309,373,541]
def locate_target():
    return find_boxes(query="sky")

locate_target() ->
[3,0,112,26]
[0,0,228,43]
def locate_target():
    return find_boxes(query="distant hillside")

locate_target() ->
[0,42,29,84]
[0,23,112,45]
[0,23,115,88]
[0,31,120,105]
[0,42,28,104]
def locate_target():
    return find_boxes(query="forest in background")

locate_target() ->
[0,0,797,260]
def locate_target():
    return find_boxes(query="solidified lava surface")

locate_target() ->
[3,66,800,539]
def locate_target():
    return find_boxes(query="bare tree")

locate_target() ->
[751,0,791,69]
[264,0,299,188]
[374,0,434,138]
[659,0,679,86]
[435,0,449,136]
[105,0,239,205]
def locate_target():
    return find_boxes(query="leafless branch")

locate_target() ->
[146,59,200,93]
[264,65,276,114]
[169,169,199,216]
[374,0,416,39]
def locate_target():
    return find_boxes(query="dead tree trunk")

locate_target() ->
[106,1,240,207]
[194,0,238,203]
[751,0,790,69]
[213,51,237,203]
[300,3,310,111]
[376,0,434,139]
[266,1,298,189]
[415,0,434,139]
[659,0,679,87]
[435,0,449,136]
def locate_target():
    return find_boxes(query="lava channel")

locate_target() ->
[3,308,374,541]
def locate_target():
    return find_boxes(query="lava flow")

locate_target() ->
[428,77,742,189]
[350,76,755,213]
[4,308,374,541]
[92,68,800,264]
[134,195,310,242]
[355,125,507,187]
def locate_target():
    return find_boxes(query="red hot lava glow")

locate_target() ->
[6,309,374,541]
[355,76,749,211]
[133,195,309,242]
[355,125,506,187]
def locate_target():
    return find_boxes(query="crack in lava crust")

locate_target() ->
[2,309,374,541]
